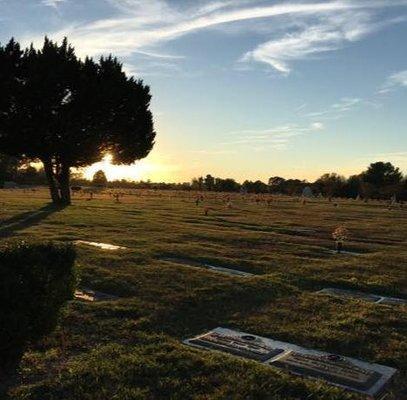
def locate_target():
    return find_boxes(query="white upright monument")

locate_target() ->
[302,186,314,198]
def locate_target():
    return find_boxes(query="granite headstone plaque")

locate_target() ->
[184,328,397,399]
[272,351,381,392]
[187,330,284,361]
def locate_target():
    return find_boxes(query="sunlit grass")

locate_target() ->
[1,188,406,399]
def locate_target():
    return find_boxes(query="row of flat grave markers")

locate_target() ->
[184,328,397,399]
[318,288,407,306]
[160,257,254,278]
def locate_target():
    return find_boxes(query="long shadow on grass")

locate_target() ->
[142,279,294,338]
[0,203,67,238]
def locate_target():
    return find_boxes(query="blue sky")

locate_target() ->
[1,0,407,182]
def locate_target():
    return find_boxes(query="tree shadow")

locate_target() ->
[0,203,67,238]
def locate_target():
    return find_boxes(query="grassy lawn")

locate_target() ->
[1,188,406,400]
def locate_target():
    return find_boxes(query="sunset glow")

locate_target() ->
[6,0,407,183]
[82,153,178,182]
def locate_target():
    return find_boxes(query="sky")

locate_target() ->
[1,0,407,183]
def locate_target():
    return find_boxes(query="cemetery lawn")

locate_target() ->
[1,188,406,400]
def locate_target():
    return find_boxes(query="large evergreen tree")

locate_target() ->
[0,37,155,205]
[361,162,402,187]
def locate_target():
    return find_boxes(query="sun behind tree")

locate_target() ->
[0,37,155,205]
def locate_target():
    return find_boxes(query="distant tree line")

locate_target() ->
[1,158,406,200]
[189,161,407,201]
[192,162,406,200]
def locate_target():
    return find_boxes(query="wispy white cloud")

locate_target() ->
[191,149,237,155]
[222,121,324,149]
[41,0,66,8]
[241,10,407,74]
[378,70,407,94]
[106,0,180,22]
[295,103,308,113]
[195,1,248,16]
[304,97,362,120]
[38,2,353,57]
[133,49,185,60]
[26,1,407,76]
[311,121,325,130]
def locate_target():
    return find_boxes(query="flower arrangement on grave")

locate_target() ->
[332,226,349,254]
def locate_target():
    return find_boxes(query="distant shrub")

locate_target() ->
[0,241,76,378]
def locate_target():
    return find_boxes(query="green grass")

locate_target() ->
[1,188,406,399]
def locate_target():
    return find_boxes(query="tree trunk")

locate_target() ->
[59,164,71,205]
[43,159,61,205]
[42,158,72,206]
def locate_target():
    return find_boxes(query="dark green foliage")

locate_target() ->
[0,37,155,205]
[267,162,406,199]
[0,154,47,186]
[362,162,402,187]
[314,173,346,197]
[0,153,19,186]
[204,174,215,191]
[215,177,241,192]
[242,179,269,194]
[92,170,108,187]
[192,176,241,192]
[360,162,403,199]
[0,241,76,377]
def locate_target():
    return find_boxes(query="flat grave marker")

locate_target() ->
[186,330,284,361]
[74,288,118,302]
[184,327,397,399]
[376,296,407,306]
[74,240,127,251]
[160,256,254,278]
[327,249,364,256]
[272,351,382,393]
[318,288,407,306]
[318,288,381,303]
[289,227,317,234]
